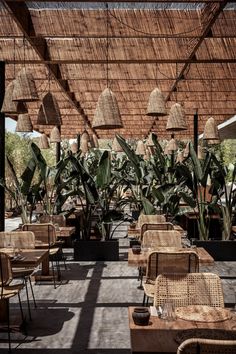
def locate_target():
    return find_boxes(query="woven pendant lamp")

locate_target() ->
[112,136,122,152]
[144,146,151,160]
[92,88,123,129]
[50,126,61,143]
[147,88,167,117]
[15,113,33,132]
[37,92,61,125]
[91,134,99,148]
[12,68,39,102]
[146,133,155,147]
[166,103,187,131]
[135,140,146,156]
[183,142,190,158]
[1,81,28,115]
[81,130,90,142]
[80,139,89,155]
[39,133,50,149]
[167,136,178,153]
[176,150,184,163]
[71,142,78,154]
[203,117,220,142]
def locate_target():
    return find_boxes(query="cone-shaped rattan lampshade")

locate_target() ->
[144,146,151,160]
[164,144,170,155]
[203,117,220,141]
[15,113,33,132]
[37,92,61,125]
[71,142,78,153]
[39,133,50,149]
[146,88,167,117]
[50,126,61,143]
[176,150,184,163]
[1,81,28,115]
[167,137,178,153]
[80,139,89,155]
[91,134,99,148]
[112,136,122,152]
[81,130,90,142]
[183,142,190,158]
[146,133,155,147]
[12,68,39,102]
[92,88,123,129]
[135,140,146,155]
[166,103,187,131]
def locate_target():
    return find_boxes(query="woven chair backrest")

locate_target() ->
[141,222,174,238]
[22,223,56,246]
[0,252,12,288]
[137,214,166,228]
[177,338,236,354]
[142,230,182,248]
[0,231,35,249]
[39,214,66,227]
[146,251,199,281]
[154,273,224,308]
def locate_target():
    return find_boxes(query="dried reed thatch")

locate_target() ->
[38,133,50,149]
[135,140,146,155]
[15,113,33,132]
[12,68,39,102]
[112,136,123,152]
[92,88,123,129]
[146,87,167,116]
[50,126,61,143]
[203,117,220,142]
[166,103,187,131]
[1,81,28,115]
[37,92,61,125]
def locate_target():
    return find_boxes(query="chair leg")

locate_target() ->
[51,259,56,289]
[17,293,27,335]
[24,278,32,321]
[28,276,37,308]
[6,300,11,353]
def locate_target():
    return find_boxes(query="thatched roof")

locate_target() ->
[0,1,236,140]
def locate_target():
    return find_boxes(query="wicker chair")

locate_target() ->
[177,338,236,354]
[140,222,174,240]
[143,251,199,305]
[0,252,25,352]
[0,231,37,320]
[142,230,182,248]
[137,214,166,229]
[153,273,224,308]
[22,223,61,288]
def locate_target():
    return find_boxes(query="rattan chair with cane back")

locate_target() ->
[177,338,236,354]
[140,222,174,240]
[143,251,199,306]
[153,273,224,308]
[137,214,166,229]
[142,230,182,248]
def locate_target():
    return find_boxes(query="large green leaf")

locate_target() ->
[178,191,196,209]
[20,158,37,195]
[30,142,47,180]
[141,196,155,214]
[96,150,111,188]
[189,143,202,182]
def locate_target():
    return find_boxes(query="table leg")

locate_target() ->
[0,298,8,322]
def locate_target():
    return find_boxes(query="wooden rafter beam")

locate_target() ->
[3,0,236,3]
[3,1,98,137]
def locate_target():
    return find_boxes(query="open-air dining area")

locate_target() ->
[0,1,236,353]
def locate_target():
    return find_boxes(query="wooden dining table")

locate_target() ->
[55,226,75,239]
[128,306,236,353]
[128,247,215,267]
[128,224,185,239]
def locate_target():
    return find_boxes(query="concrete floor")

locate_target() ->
[1,221,236,353]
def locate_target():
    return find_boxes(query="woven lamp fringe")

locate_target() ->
[37,92,61,125]
[15,113,33,132]
[166,103,187,131]
[50,126,61,143]
[39,134,50,149]
[1,81,28,115]
[92,88,123,129]
[135,140,146,155]
[71,142,78,153]
[203,117,220,141]
[12,68,39,102]
[112,136,122,152]
[146,87,167,117]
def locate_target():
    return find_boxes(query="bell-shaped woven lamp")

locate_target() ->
[15,113,33,132]
[12,68,39,102]
[39,133,50,149]
[92,88,123,129]
[80,139,89,156]
[71,142,78,154]
[146,132,155,147]
[112,136,122,152]
[167,136,178,153]
[37,92,61,125]
[81,130,90,143]
[50,126,61,143]
[1,81,28,115]
[144,146,151,160]
[176,150,184,163]
[146,87,167,117]
[135,140,146,156]
[203,117,220,143]
[91,134,99,148]
[166,103,187,131]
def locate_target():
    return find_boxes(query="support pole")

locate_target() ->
[194,109,198,153]
[0,61,5,231]
[55,125,61,163]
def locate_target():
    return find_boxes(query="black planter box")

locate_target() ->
[74,239,119,261]
[193,240,236,261]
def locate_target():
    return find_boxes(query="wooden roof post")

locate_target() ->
[0,61,5,231]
